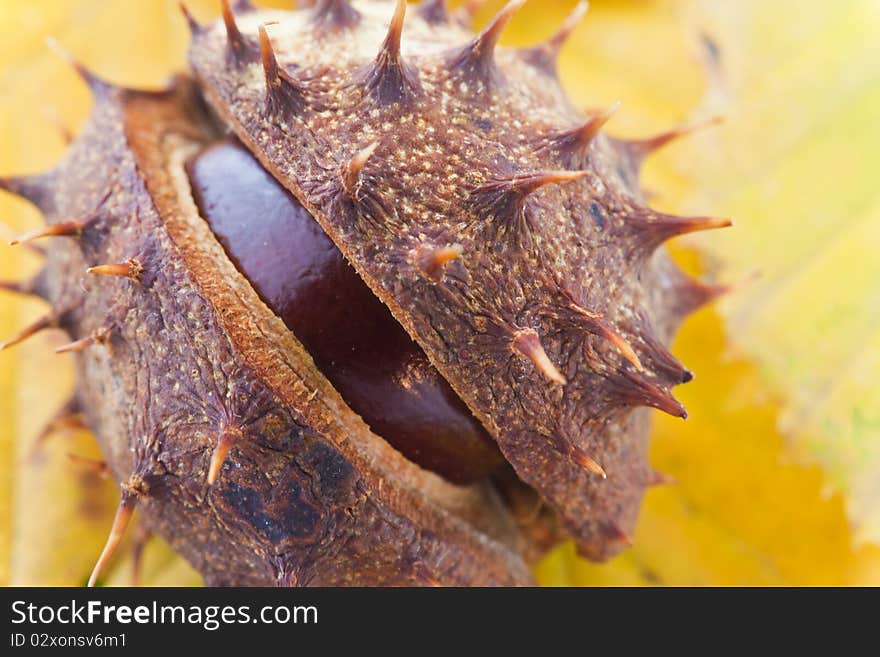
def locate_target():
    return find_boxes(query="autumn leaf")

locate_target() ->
[1,0,878,586]
[528,0,880,585]
[676,0,880,548]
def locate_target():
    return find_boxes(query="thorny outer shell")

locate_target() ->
[13,76,531,586]
[0,0,728,585]
[187,0,720,560]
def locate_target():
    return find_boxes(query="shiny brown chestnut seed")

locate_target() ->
[186,137,504,484]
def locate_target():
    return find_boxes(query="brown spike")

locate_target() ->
[646,470,676,487]
[387,0,407,47]
[564,295,644,371]
[505,169,588,196]
[87,258,142,281]
[603,522,633,547]
[259,24,280,89]
[88,487,137,587]
[476,168,587,205]
[640,330,692,384]
[55,326,110,354]
[47,412,87,433]
[511,328,566,385]
[222,0,255,64]
[207,427,242,486]
[312,0,361,32]
[8,219,85,246]
[520,0,588,74]
[596,324,643,372]
[66,453,110,478]
[178,2,207,36]
[418,0,450,25]
[361,0,421,105]
[695,278,733,304]
[541,101,619,167]
[470,169,587,226]
[633,211,732,252]
[258,25,306,116]
[0,223,46,256]
[676,279,729,317]
[447,0,526,85]
[608,370,687,419]
[414,244,462,282]
[674,270,757,319]
[646,382,688,419]
[623,116,723,165]
[341,142,380,198]
[566,444,606,479]
[668,265,754,322]
[0,280,29,295]
[0,174,54,213]
[0,313,57,351]
[44,37,110,94]
[55,336,96,354]
[222,0,259,64]
[0,272,48,300]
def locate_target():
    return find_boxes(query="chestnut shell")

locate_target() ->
[0,0,727,586]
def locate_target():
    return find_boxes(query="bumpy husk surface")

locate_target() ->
[188,0,702,560]
[2,0,721,585]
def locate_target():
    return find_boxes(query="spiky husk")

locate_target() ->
[1,0,727,585]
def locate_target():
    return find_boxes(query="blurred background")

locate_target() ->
[1,0,878,585]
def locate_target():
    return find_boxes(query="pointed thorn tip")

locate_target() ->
[627,114,725,162]
[87,489,137,588]
[45,37,106,90]
[259,24,279,85]
[449,0,526,83]
[55,327,108,354]
[605,329,643,371]
[0,314,55,352]
[207,429,238,486]
[361,0,422,104]
[568,446,606,478]
[606,523,633,546]
[342,142,380,196]
[87,259,141,281]
[179,2,206,35]
[512,328,566,385]
[258,24,305,114]
[520,1,587,73]
[648,470,677,487]
[9,219,83,246]
[415,244,462,281]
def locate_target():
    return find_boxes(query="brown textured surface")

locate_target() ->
[0,0,727,585]
[16,74,531,586]
[188,0,706,559]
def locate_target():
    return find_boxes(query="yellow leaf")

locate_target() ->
[669,0,880,545]
[527,0,880,584]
